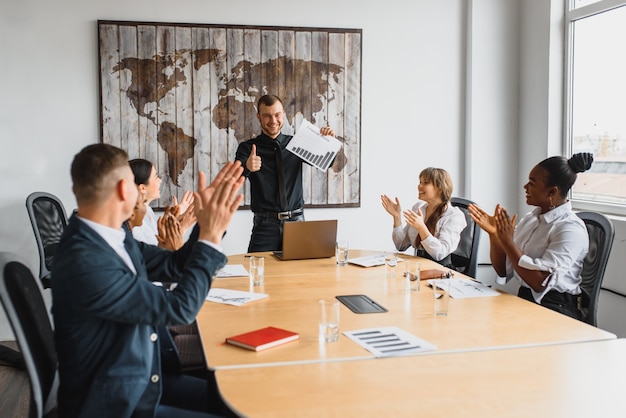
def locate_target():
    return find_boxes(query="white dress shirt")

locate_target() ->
[500,201,589,303]
[391,201,467,261]
[131,205,159,245]
[78,216,137,274]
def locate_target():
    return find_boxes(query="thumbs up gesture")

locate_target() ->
[246,144,262,172]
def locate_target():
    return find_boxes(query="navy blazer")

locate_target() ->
[51,214,226,417]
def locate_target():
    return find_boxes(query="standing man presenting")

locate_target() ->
[52,143,244,417]
[235,94,335,252]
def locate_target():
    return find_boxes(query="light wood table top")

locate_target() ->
[216,338,626,417]
[197,250,616,370]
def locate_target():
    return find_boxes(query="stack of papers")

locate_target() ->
[206,288,268,306]
[428,278,499,299]
[347,254,404,267]
[343,326,436,357]
[216,264,249,278]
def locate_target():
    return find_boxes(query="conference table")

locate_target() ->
[195,250,618,416]
[216,339,626,417]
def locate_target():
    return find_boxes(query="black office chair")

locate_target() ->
[0,252,58,418]
[25,192,68,289]
[576,211,615,326]
[450,197,482,278]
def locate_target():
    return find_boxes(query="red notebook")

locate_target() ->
[225,326,300,351]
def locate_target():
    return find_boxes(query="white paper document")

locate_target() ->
[216,264,249,278]
[343,326,436,357]
[428,278,500,299]
[206,288,268,306]
[286,119,342,172]
[347,254,404,267]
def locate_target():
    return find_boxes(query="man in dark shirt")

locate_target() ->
[52,143,244,417]
[235,94,335,252]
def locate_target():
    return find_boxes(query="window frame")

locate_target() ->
[565,0,626,216]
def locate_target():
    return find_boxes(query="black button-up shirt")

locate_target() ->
[235,133,305,213]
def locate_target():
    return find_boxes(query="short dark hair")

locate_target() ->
[129,158,153,186]
[256,94,283,113]
[71,144,129,205]
[537,152,594,198]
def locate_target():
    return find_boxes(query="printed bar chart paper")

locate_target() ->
[287,119,343,172]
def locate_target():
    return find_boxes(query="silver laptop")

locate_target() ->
[273,220,338,260]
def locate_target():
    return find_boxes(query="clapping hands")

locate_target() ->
[193,161,245,244]
[172,190,194,215]
[157,208,184,250]
[403,207,426,230]
[468,203,517,243]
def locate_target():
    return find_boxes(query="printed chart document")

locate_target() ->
[347,254,404,267]
[286,119,342,172]
[206,288,268,306]
[344,326,436,357]
[216,264,249,278]
[428,278,500,299]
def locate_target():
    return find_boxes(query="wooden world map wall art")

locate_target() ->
[98,20,362,210]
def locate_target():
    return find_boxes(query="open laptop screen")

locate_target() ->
[273,220,337,260]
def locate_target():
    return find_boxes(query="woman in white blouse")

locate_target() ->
[381,167,466,268]
[129,159,195,249]
[468,153,594,319]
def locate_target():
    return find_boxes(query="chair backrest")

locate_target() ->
[0,252,58,417]
[450,197,482,278]
[576,211,615,326]
[25,192,68,289]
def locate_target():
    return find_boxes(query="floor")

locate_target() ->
[0,341,30,417]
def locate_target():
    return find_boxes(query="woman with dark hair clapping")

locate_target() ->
[468,153,594,319]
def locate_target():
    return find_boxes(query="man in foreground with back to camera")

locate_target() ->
[51,143,244,417]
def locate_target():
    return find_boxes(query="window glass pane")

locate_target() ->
[571,5,626,204]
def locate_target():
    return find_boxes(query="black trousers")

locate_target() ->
[247,214,305,252]
[157,372,225,418]
[518,286,582,320]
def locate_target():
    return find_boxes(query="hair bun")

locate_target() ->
[568,153,594,173]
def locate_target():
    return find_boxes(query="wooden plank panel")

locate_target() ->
[226,28,249,204]
[209,28,229,183]
[261,30,279,96]
[327,32,346,205]
[294,32,312,205]
[243,28,261,143]
[278,31,296,127]
[137,25,158,164]
[244,29,262,207]
[173,26,194,202]
[344,32,361,205]
[99,24,122,147]
[118,25,139,156]
[155,25,177,208]
[310,31,329,205]
[192,27,210,194]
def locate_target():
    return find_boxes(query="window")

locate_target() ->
[566,0,626,213]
